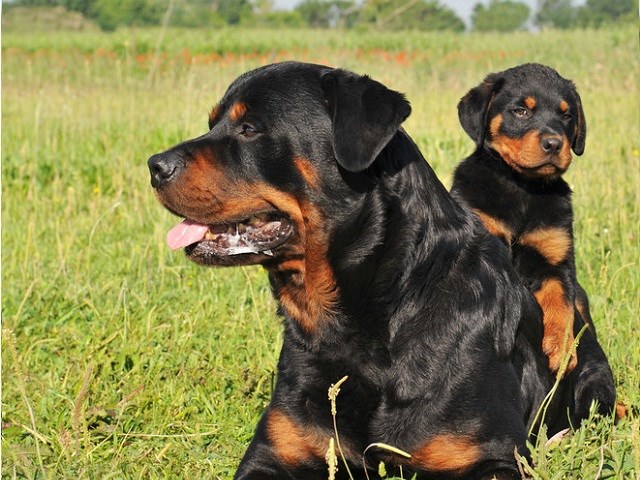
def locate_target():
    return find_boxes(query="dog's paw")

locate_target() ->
[572,367,617,424]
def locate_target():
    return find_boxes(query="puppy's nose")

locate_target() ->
[148,152,180,188]
[541,136,563,154]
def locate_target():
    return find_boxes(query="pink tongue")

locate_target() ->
[167,219,209,250]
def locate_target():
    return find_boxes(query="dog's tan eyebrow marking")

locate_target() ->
[209,105,221,126]
[524,96,537,110]
[229,102,248,122]
[489,113,503,136]
[559,100,569,113]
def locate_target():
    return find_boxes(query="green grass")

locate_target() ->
[2,25,639,479]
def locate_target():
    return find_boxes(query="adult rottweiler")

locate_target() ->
[149,62,577,479]
[451,63,617,422]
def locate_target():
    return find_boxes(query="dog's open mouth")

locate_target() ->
[167,212,294,258]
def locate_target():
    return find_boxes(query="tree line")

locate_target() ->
[12,0,636,32]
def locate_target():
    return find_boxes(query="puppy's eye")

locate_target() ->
[239,124,258,138]
[562,113,572,122]
[512,107,529,118]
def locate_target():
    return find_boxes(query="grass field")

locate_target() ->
[2,24,639,479]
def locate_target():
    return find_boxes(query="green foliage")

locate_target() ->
[472,0,531,31]
[11,0,164,31]
[295,0,356,28]
[536,0,577,29]
[2,25,639,479]
[577,0,636,27]
[537,0,636,29]
[10,0,638,30]
[253,10,306,28]
[218,0,254,25]
[168,3,226,29]
[417,2,465,32]
[358,0,465,31]
[89,0,163,31]
[62,0,95,16]
[0,5,98,31]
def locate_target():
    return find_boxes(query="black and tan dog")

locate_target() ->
[452,63,617,422]
[149,62,591,479]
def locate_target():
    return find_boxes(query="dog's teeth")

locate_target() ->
[248,216,261,226]
[205,231,217,240]
[227,226,234,235]
[263,250,273,256]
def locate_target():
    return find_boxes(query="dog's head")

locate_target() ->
[458,63,586,179]
[148,62,410,271]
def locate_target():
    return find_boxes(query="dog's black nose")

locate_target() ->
[541,136,563,154]
[148,152,180,188]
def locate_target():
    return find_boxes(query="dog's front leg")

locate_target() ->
[235,406,334,480]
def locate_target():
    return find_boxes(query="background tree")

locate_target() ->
[253,0,275,16]
[536,0,577,29]
[63,0,96,18]
[358,0,465,31]
[295,0,356,28]
[419,2,465,31]
[10,0,60,5]
[472,0,530,31]
[296,0,334,27]
[216,0,254,25]
[169,0,224,28]
[576,0,635,26]
[89,0,163,31]
[13,0,169,30]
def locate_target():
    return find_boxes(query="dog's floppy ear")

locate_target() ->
[321,69,411,172]
[570,82,587,155]
[458,73,505,147]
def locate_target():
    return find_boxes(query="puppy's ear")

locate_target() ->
[321,69,411,173]
[570,82,587,155]
[458,74,504,147]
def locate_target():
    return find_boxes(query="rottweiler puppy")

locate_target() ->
[452,63,617,421]
[149,62,580,479]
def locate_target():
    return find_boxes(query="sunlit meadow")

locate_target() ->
[2,25,638,478]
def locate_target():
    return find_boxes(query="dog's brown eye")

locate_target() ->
[512,108,529,118]
[240,124,258,138]
[562,113,572,122]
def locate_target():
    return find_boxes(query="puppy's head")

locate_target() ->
[458,63,586,179]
